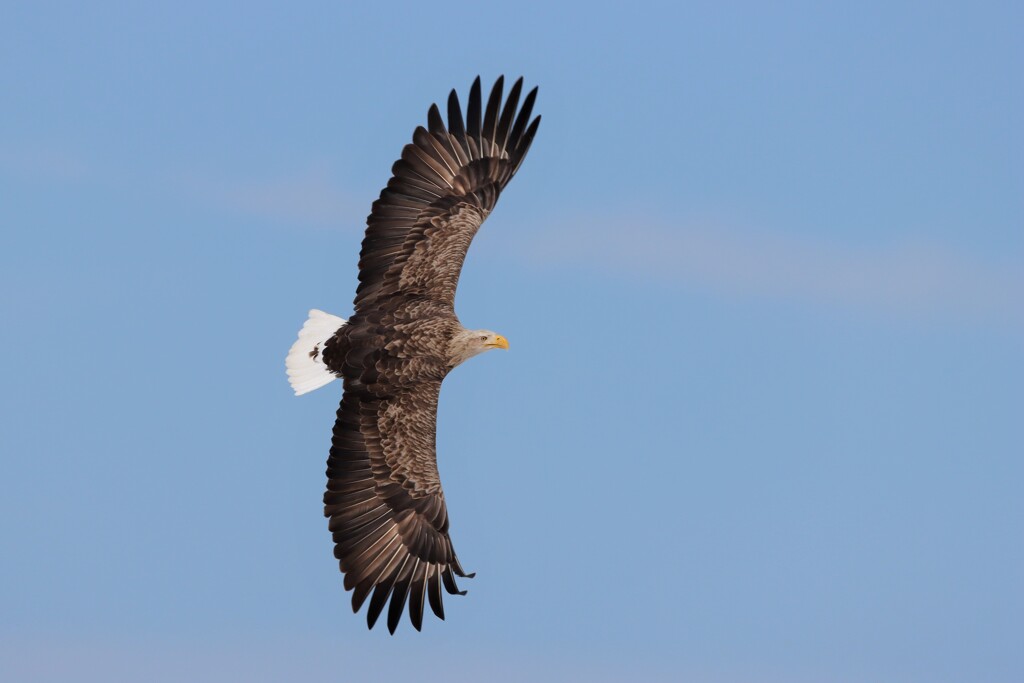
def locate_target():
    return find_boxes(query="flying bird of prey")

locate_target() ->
[285,76,540,633]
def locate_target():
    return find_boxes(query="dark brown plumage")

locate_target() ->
[304,76,540,633]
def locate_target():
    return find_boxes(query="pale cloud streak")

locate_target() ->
[2,144,363,230]
[184,165,363,228]
[514,216,1023,324]
[0,146,93,183]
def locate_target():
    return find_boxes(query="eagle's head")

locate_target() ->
[449,328,509,366]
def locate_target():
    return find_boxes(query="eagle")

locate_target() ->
[285,76,540,634]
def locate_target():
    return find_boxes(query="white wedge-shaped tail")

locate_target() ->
[286,309,346,396]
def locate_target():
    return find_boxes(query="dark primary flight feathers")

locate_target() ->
[353,75,540,311]
[299,76,540,634]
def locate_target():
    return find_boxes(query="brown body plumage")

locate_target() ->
[288,76,540,633]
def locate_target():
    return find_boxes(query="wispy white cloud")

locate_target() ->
[2,144,363,230]
[515,215,1023,324]
[183,165,363,228]
[0,146,92,182]
[0,635,681,683]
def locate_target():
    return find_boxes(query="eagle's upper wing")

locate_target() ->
[325,379,472,633]
[353,76,540,313]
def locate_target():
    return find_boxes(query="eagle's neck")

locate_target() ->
[447,328,488,368]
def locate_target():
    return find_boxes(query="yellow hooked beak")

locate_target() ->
[486,334,510,350]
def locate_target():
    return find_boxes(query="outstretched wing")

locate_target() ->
[353,75,541,313]
[325,380,473,633]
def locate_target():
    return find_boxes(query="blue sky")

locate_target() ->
[1,2,1021,681]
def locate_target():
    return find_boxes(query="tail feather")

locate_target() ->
[286,309,346,396]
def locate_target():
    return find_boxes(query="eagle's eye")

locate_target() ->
[479,335,488,341]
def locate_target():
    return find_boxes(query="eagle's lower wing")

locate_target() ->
[324,380,472,633]
[353,75,540,313]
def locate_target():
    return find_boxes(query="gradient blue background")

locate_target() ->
[2,2,1021,681]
